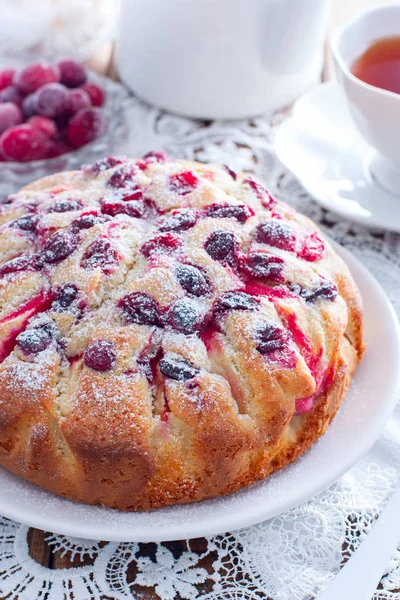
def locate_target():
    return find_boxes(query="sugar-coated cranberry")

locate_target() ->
[175,264,210,297]
[244,252,285,281]
[35,83,68,118]
[243,177,277,209]
[255,323,287,354]
[80,238,119,271]
[71,213,106,230]
[169,171,199,195]
[0,125,50,162]
[0,86,23,107]
[84,340,116,372]
[58,60,87,88]
[158,209,199,232]
[11,214,38,232]
[84,156,124,175]
[65,88,91,115]
[0,103,22,135]
[167,298,202,334]
[106,164,137,189]
[119,292,161,326]
[204,230,238,262]
[159,355,199,381]
[99,197,145,218]
[0,253,42,277]
[205,203,254,223]
[21,93,37,118]
[47,139,72,158]
[0,69,15,91]
[298,281,338,303]
[16,323,54,355]
[27,115,57,138]
[14,63,60,94]
[42,230,79,264]
[142,151,167,163]
[47,198,83,213]
[141,233,182,258]
[215,291,259,312]
[298,232,325,262]
[53,283,79,308]
[67,108,107,149]
[255,220,295,251]
[81,83,105,107]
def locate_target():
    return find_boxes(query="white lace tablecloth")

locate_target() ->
[1,95,400,600]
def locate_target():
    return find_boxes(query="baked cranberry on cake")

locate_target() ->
[0,156,364,510]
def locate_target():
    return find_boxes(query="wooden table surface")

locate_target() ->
[2,2,389,599]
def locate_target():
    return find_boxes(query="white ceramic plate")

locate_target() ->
[0,243,399,542]
[274,81,400,233]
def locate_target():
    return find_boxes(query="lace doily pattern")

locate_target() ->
[0,94,400,600]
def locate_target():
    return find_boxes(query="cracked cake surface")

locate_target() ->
[0,154,364,510]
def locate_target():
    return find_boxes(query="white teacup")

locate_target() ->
[332,3,400,196]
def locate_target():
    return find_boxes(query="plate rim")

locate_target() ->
[0,242,399,542]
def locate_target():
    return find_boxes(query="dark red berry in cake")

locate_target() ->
[107,164,138,189]
[84,156,124,175]
[0,86,23,107]
[65,88,91,115]
[11,214,38,232]
[119,292,161,326]
[71,212,106,230]
[16,323,55,355]
[169,171,198,195]
[142,151,167,163]
[141,233,182,258]
[205,203,254,223]
[158,209,199,233]
[159,355,199,381]
[298,232,325,262]
[255,220,295,251]
[54,283,79,308]
[35,83,68,118]
[58,59,87,88]
[167,299,203,334]
[81,83,105,107]
[243,178,277,209]
[223,165,237,180]
[84,340,116,372]
[0,103,22,135]
[14,63,60,94]
[215,291,259,312]
[255,324,287,355]
[27,116,57,138]
[48,198,83,213]
[0,253,42,277]
[42,230,79,264]
[204,230,238,262]
[21,93,37,118]
[67,108,107,149]
[0,125,50,161]
[0,69,15,91]
[81,238,119,271]
[298,281,338,303]
[175,264,210,297]
[244,252,285,281]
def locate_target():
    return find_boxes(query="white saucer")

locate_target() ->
[274,81,400,233]
[0,243,399,542]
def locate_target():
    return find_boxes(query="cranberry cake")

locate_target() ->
[0,154,364,510]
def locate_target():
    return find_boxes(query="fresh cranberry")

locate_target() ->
[298,232,325,262]
[205,203,254,223]
[222,165,237,180]
[14,63,60,94]
[159,355,199,381]
[0,103,22,135]
[204,230,238,262]
[53,283,79,308]
[167,299,202,334]
[141,233,182,258]
[67,107,107,148]
[84,340,116,372]
[255,220,295,251]
[106,164,137,189]
[297,281,338,303]
[0,86,23,107]
[158,209,199,232]
[42,230,79,264]
[84,156,124,175]
[11,214,38,232]
[175,263,210,297]
[214,291,259,312]
[47,140,72,158]
[65,88,91,115]
[81,83,105,107]
[0,124,50,161]
[119,292,161,326]
[71,213,106,230]
[169,171,199,195]
[80,238,119,271]
[27,115,57,138]
[47,198,83,213]
[243,251,285,281]
[21,93,37,117]
[255,324,288,355]
[0,69,15,91]
[16,323,54,355]
[0,253,42,277]
[34,83,68,118]
[58,60,87,88]
[243,177,277,209]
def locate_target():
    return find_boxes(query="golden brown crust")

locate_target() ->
[0,157,364,510]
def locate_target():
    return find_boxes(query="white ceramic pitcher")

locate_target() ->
[116,0,331,119]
